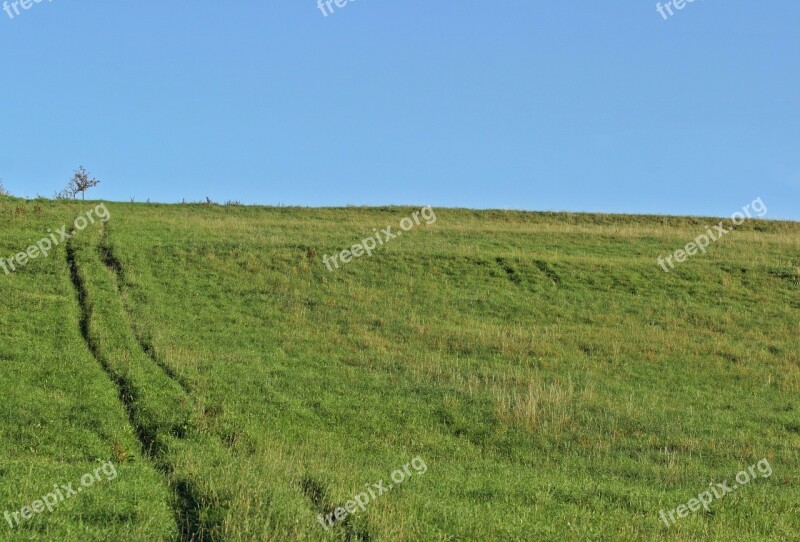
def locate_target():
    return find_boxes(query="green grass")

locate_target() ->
[1,196,798,541]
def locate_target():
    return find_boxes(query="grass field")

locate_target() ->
[0,196,798,541]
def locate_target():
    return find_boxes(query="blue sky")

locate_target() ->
[1,1,797,219]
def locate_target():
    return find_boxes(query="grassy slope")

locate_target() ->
[1,197,798,540]
[0,199,176,541]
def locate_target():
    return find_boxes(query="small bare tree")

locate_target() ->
[55,166,101,200]
[0,179,8,196]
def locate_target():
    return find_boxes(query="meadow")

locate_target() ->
[0,196,798,541]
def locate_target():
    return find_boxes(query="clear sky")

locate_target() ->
[1,1,798,219]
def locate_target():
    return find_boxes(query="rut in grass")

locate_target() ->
[98,223,191,393]
[66,233,217,542]
[66,240,156,450]
[300,475,371,542]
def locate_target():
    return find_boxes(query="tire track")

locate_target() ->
[66,233,214,542]
[98,223,191,394]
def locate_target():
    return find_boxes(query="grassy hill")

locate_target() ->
[0,196,798,541]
